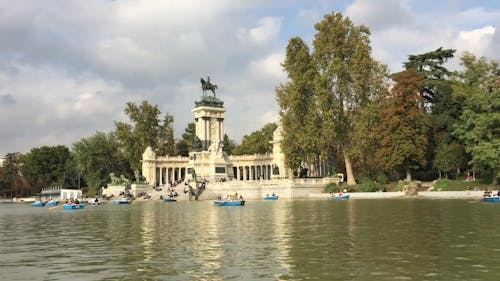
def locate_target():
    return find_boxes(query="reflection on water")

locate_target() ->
[1,199,500,280]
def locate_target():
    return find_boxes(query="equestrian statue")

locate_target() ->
[200,76,218,97]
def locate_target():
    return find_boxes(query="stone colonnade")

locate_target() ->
[156,166,188,186]
[232,164,273,181]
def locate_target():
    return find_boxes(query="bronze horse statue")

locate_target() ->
[200,76,218,97]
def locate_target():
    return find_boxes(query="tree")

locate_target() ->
[233,123,277,155]
[276,37,321,173]
[453,53,499,184]
[22,146,74,191]
[157,113,176,156]
[72,132,131,195]
[404,47,462,180]
[222,134,236,155]
[0,153,29,197]
[375,70,430,181]
[175,122,196,156]
[312,12,381,185]
[433,142,467,179]
[404,47,456,109]
[115,100,175,170]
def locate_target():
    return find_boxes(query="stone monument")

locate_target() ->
[186,77,234,187]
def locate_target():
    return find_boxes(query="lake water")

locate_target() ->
[1,199,500,280]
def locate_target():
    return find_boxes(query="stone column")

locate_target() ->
[160,167,164,185]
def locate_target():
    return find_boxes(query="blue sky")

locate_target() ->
[0,0,498,156]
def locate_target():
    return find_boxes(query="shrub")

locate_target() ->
[324,183,340,193]
[358,178,383,192]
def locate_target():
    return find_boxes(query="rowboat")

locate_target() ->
[44,201,59,207]
[31,201,44,207]
[214,200,245,206]
[483,197,500,203]
[263,195,279,200]
[113,199,132,205]
[63,204,85,210]
[163,198,177,202]
[330,194,350,200]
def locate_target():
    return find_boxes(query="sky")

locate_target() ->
[0,0,499,156]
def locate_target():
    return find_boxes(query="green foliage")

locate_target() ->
[433,142,467,178]
[313,12,384,185]
[324,183,340,193]
[176,123,196,156]
[375,173,389,185]
[222,134,236,155]
[0,152,30,197]
[157,113,176,156]
[453,53,500,184]
[433,178,482,191]
[115,100,175,170]
[72,132,131,195]
[22,145,73,191]
[357,178,383,192]
[277,36,320,171]
[404,47,456,107]
[233,123,277,155]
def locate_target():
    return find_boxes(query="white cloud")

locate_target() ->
[345,0,413,31]
[453,26,495,56]
[239,17,283,45]
[0,0,498,155]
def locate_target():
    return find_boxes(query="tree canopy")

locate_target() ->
[232,123,277,155]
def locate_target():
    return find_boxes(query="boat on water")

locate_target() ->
[113,199,132,205]
[214,200,245,206]
[263,195,279,200]
[31,201,44,207]
[330,194,350,200]
[44,201,59,207]
[63,204,85,210]
[483,197,500,203]
[163,198,177,202]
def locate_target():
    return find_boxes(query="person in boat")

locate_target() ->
[239,195,244,200]
[483,188,490,197]
[497,190,500,197]
[74,198,80,204]
[94,197,99,203]
[272,192,276,196]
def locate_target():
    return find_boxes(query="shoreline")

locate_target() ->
[2,190,490,203]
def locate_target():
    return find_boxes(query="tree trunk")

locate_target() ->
[406,168,412,182]
[343,150,356,185]
[493,171,498,185]
[456,167,460,180]
[438,171,442,179]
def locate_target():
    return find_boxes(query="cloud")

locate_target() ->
[0,93,16,106]
[345,0,413,31]
[0,0,498,156]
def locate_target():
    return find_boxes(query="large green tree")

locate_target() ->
[0,153,29,197]
[233,123,277,155]
[313,12,381,185]
[276,37,321,173]
[115,100,175,170]
[22,145,74,191]
[72,132,131,195]
[404,47,465,179]
[453,52,499,184]
[375,70,430,180]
